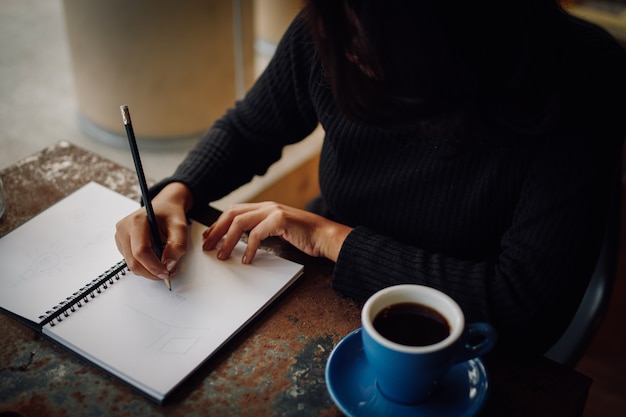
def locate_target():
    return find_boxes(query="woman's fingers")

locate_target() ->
[201,202,342,262]
[114,182,194,281]
[204,204,275,260]
[115,209,167,280]
[114,207,188,280]
[161,216,189,275]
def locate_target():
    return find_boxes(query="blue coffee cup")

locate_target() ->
[361,284,496,405]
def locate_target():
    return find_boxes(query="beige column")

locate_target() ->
[62,0,254,149]
[253,0,303,73]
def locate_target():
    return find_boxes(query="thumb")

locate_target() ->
[161,220,189,275]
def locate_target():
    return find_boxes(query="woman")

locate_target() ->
[115,0,626,356]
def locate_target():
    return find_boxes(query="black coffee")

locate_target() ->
[373,302,450,346]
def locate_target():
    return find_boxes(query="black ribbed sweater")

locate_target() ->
[154,15,626,355]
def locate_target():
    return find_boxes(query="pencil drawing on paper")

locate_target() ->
[160,337,200,354]
[14,243,71,288]
[124,303,206,355]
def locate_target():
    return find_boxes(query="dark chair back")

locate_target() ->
[544,151,622,367]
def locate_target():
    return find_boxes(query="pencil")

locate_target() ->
[120,105,172,291]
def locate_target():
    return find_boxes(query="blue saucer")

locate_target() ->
[325,328,489,417]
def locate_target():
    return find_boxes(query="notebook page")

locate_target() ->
[43,220,303,402]
[0,182,138,324]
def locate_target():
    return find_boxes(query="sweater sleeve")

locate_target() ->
[151,14,319,207]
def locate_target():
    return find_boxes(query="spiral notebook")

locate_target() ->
[0,182,304,403]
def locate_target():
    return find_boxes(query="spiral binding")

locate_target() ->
[39,260,129,327]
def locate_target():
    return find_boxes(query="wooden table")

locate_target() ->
[0,141,592,417]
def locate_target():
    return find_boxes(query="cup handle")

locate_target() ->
[455,322,497,364]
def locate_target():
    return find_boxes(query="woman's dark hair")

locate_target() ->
[303,0,567,140]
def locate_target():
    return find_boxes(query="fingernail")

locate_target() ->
[157,273,169,280]
[164,259,177,272]
[242,255,248,264]
[203,224,214,238]
[217,249,224,260]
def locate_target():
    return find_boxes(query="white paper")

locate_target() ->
[0,182,303,402]
[0,182,138,323]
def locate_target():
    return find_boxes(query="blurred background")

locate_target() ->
[0,0,321,210]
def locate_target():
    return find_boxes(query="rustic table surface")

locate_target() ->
[0,141,592,417]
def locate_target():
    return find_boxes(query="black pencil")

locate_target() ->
[120,105,171,291]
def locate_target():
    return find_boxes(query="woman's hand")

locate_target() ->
[115,182,193,281]
[202,202,353,263]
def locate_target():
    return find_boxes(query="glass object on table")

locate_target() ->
[0,176,5,219]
